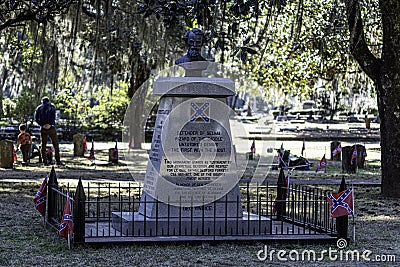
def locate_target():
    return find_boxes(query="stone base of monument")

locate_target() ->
[111,211,270,237]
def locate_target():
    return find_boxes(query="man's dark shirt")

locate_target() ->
[34,102,56,126]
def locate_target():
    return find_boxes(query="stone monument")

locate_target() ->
[0,140,13,168]
[113,29,269,237]
[73,134,85,157]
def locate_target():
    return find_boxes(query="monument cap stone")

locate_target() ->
[153,77,235,96]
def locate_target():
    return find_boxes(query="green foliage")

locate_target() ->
[13,88,40,120]
[53,88,90,120]
[0,0,382,122]
[90,81,130,130]
[52,81,130,133]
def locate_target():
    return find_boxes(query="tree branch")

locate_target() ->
[0,11,35,32]
[345,0,380,81]
[0,1,74,32]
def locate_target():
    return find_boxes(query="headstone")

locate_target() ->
[73,134,84,157]
[108,148,118,164]
[0,140,13,168]
[365,116,371,129]
[341,145,357,173]
[355,144,366,169]
[330,141,341,161]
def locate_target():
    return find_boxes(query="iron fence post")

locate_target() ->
[276,167,286,220]
[336,176,348,240]
[73,177,86,244]
[47,166,58,224]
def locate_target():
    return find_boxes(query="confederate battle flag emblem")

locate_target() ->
[327,188,354,218]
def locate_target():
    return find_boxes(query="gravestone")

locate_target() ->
[73,134,85,157]
[341,145,357,173]
[0,140,13,168]
[355,144,366,169]
[365,116,371,129]
[108,148,118,164]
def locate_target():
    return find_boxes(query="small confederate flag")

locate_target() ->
[332,143,342,157]
[315,154,327,172]
[112,139,119,159]
[13,147,17,162]
[83,136,87,154]
[34,175,48,216]
[327,188,354,218]
[301,139,305,156]
[362,147,367,161]
[59,193,73,239]
[47,146,54,155]
[250,139,255,154]
[272,198,278,213]
[88,140,95,162]
[350,145,358,165]
[285,173,290,199]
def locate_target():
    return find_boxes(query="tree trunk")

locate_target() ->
[345,0,400,197]
[378,1,400,197]
[128,54,151,149]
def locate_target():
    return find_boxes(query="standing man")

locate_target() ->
[34,96,64,166]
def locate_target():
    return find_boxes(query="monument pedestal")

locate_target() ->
[114,73,272,238]
[112,211,270,236]
[138,77,242,218]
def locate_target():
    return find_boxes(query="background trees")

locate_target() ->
[3,1,398,196]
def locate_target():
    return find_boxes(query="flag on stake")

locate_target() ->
[327,188,354,218]
[250,139,255,155]
[13,146,17,162]
[59,192,73,241]
[301,139,305,156]
[83,136,87,154]
[285,173,291,199]
[88,140,95,162]
[249,139,255,160]
[113,139,119,160]
[350,145,358,165]
[34,175,48,216]
[315,154,327,172]
[362,147,367,161]
[332,143,342,157]
[280,143,284,154]
[272,198,278,213]
[47,146,54,156]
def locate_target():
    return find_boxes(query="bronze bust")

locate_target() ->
[175,28,207,65]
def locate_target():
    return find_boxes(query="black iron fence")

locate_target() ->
[45,168,341,244]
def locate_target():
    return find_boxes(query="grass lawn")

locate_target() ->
[0,138,398,266]
[0,181,398,266]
